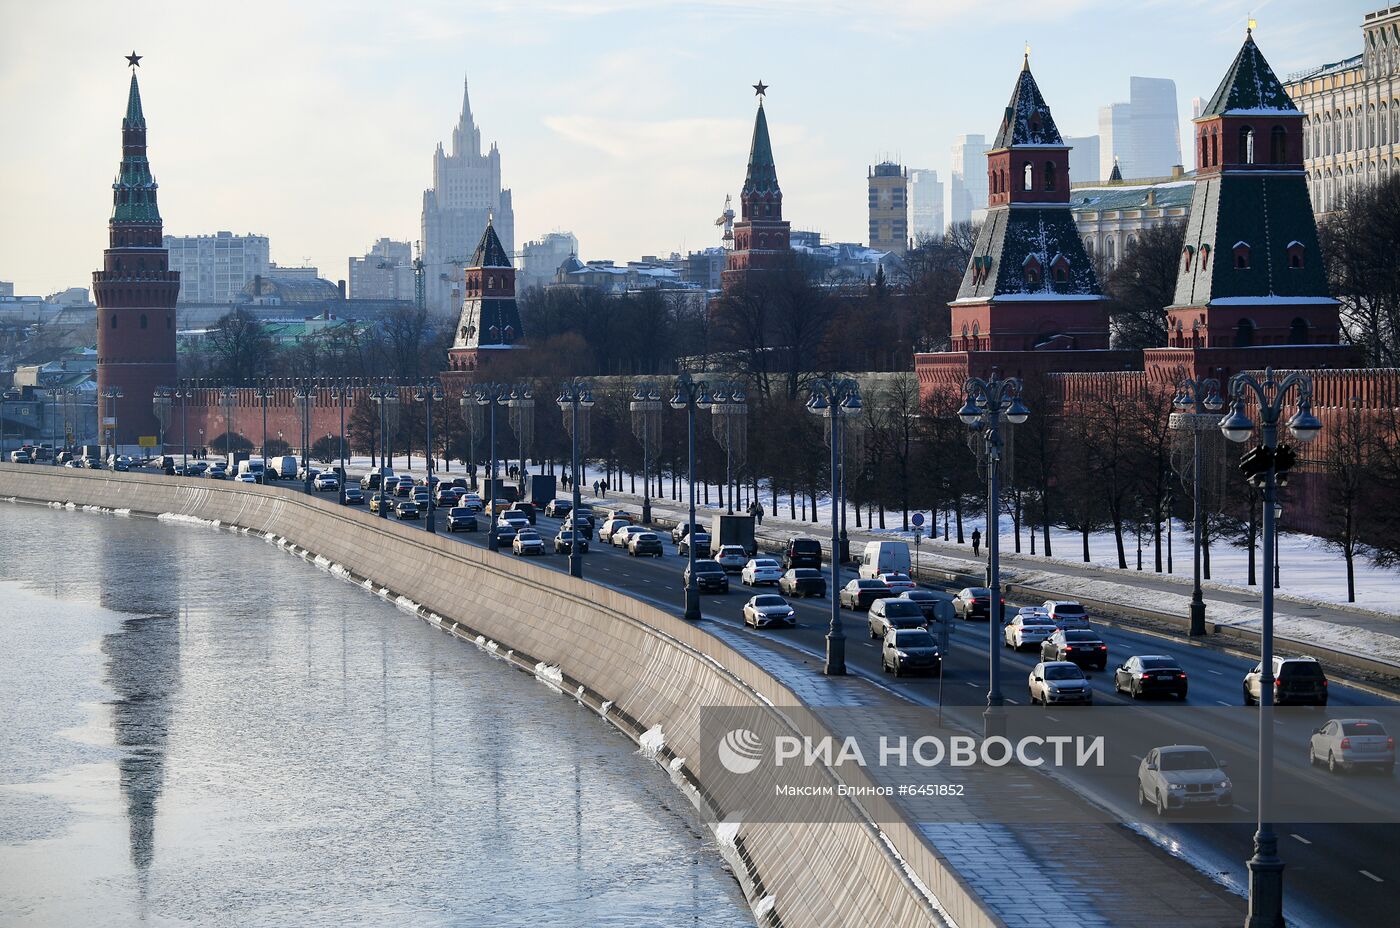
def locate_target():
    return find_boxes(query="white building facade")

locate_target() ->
[908,169,944,239]
[348,239,414,301]
[945,134,989,227]
[519,232,579,292]
[163,231,270,304]
[1284,4,1400,215]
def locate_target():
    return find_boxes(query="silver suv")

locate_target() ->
[1138,745,1232,815]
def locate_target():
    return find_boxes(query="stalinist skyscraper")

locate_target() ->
[421,77,515,314]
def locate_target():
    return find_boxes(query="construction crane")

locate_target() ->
[715,194,735,249]
[413,241,426,312]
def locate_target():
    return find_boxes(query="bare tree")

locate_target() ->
[1102,220,1184,351]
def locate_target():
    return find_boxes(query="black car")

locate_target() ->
[677,532,711,557]
[447,507,478,532]
[1042,629,1109,671]
[899,589,941,622]
[554,530,589,554]
[395,500,422,520]
[672,521,701,544]
[342,486,364,505]
[882,628,942,678]
[544,498,573,518]
[840,579,894,611]
[782,537,823,570]
[1114,655,1188,700]
[509,502,538,525]
[953,587,998,620]
[566,516,594,541]
[684,560,730,593]
[779,568,827,598]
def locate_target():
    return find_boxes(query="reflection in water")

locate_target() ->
[0,504,751,927]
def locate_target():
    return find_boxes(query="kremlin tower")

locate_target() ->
[93,53,179,454]
[445,216,524,377]
[721,82,793,292]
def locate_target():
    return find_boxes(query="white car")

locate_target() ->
[611,525,646,548]
[462,493,484,511]
[1309,718,1395,774]
[741,558,783,586]
[1027,661,1092,705]
[1004,613,1057,650]
[742,594,796,629]
[878,572,917,594]
[512,530,546,556]
[599,517,635,543]
[1137,745,1232,816]
[313,472,340,491]
[236,473,258,484]
[499,511,530,532]
[715,545,748,573]
[1042,600,1091,630]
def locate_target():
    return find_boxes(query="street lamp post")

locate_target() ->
[295,384,314,495]
[807,378,863,675]
[671,373,713,620]
[1171,377,1224,636]
[476,383,510,551]
[505,384,535,497]
[102,386,124,460]
[958,373,1030,739]
[220,386,235,464]
[415,383,445,533]
[331,381,350,505]
[370,386,399,518]
[152,388,172,461]
[558,379,595,578]
[709,380,747,514]
[630,383,663,524]
[1218,368,1322,928]
[257,382,271,478]
[176,382,191,473]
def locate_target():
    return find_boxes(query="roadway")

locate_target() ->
[146,469,1400,926]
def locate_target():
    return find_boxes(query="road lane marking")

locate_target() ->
[1045,715,1060,722]
[965,682,980,688]
[1360,870,1383,883]
[1290,834,1311,845]
[1131,754,1144,760]
[1216,700,1232,706]
[1006,699,1018,705]
[1208,670,1224,676]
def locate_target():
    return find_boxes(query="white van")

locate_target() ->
[859,540,911,580]
[269,455,298,480]
[237,457,266,482]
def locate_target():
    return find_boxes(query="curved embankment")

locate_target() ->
[0,465,1002,928]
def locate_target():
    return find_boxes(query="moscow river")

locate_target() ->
[0,502,750,927]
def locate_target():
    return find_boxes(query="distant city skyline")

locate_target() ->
[0,0,1365,294]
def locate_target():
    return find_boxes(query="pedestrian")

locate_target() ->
[593,480,599,497]
[756,502,764,526]
[601,478,608,498]
[971,528,982,557]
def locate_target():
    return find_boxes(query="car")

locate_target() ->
[677,532,712,557]
[868,597,928,639]
[461,494,484,512]
[395,500,421,520]
[684,560,730,593]
[574,504,596,528]
[554,529,588,554]
[878,572,918,594]
[360,471,389,491]
[743,594,796,629]
[839,578,893,611]
[393,478,415,498]
[112,458,131,472]
[1243,656,1328,706]
[1113,655,1189,700]
[493,520,519,544]
[299,466,322,482]
[1028,661,1093,706]
[369,493,387,513]
[509,502,537,525]
[1041,629,1109,671]
[599,518,634,543]
[566,516,593,541]
[1138,746,1232,816]
[189,461,209,474]
[611,525,647,549]
[627,531,664,557]
[544,498,573,518]
[781,537,823,570]
[342,486,364,505]
[672,521,701,545]
[779,568,826,598]
[64,459,82,468]
[208,463,229,479]
[715,545,748,573]
[313,472,340,492]
[1309,719,1395,774]
[499,511,530,531]
[446,507,478,532]
[1042,600,1092,630]
[412,488,431,507]
[899,589,941,621]
[8,450,31,464]
[882,628,941,677]
[1003,613,1058,651]
[1017,605,1050,622]
[953,587,1001,620]
[741,558,783,586]
[483,498,515,517]
[236,473,258,483]
[512,530,546,555]
[434,487,458,507]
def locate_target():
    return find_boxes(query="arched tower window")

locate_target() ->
[1288,318,1310,344]
[1233,319,1256,347]
[1270,126,1287,164]
[1043,161,1056,191]
[1240,126,1255,164]
[1210,130,1219,166]
[1287,241,1306,269]
[1023,161,1033,191]
[1233,242,1251,269]
[1023,255,1043,287]
[1182,246,1195,273]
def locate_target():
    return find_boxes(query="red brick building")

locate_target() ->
[94,57,180,453]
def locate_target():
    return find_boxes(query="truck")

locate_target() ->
[227,450,251,471]
[522,473,556,507]
[268,455,299,480]
[708,514,756,557]
[236,457,266,482]
[859,540,911,580]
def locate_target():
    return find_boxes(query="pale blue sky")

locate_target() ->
[0,0,1369,295]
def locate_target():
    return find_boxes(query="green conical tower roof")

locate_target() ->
[992,58,1063,149]
[471,216,512,268]
[1199,32,1296,117]
[112,69,160,224]
[742,102,780,197]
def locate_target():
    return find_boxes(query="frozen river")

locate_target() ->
[0,502,750,927]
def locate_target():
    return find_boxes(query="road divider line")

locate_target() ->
[1290,834,1311,845]
[1359,870,1383,883]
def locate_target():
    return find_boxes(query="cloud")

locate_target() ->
[542,115,752,160]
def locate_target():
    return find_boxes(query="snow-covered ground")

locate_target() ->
[333,454,1399,612]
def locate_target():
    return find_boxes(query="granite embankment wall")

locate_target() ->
[0,465,1002,928]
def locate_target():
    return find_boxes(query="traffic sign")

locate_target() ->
[138,435,158,448]
[912,511,925,527]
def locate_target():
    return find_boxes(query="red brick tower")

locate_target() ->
[722,82,793,292]
[949,54,1108,353]
[1146,28,1358,383]
[93,54,179,453]
[445,216,523,376]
